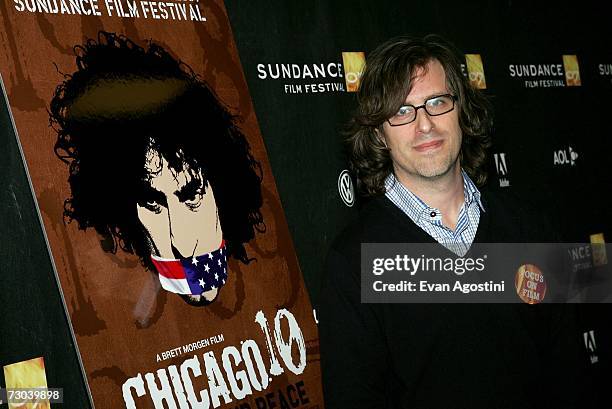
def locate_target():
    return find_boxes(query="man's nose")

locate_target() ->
[167,202,196,259]
[414,107,434,134]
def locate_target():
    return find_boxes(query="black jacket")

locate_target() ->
[319,191,592,409]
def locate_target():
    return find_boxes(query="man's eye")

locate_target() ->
[143,201,163,214]
[396,106,414,116]
[185,189,203,210]
[428,97,446,107]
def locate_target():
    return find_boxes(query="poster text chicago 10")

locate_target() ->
[122,309,310,409]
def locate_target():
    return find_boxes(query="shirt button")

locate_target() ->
[430,211,437,218]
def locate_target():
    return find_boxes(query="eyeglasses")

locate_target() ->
[387,94,457,126]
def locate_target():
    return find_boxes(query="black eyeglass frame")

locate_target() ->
[386,94,458,127]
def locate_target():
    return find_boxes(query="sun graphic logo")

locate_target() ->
[465,54,486,89]
[590,233,607,267]
[3,357,51,408]
[341,52,366,92]
[563,55,581,86]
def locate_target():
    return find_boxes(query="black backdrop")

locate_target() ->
[225,1,612,405]
[225,0,612,306]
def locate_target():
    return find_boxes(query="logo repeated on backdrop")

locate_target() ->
[341,52,366,92]
[583,330,599,364]
[257,61,345,94]
[256,51,365,95]
[337,169,355,207]
[590,233,608,267]
[3,357,51,409]
[465,54,487,89]
[493,153,510,187]
[597,62,612,85]
[509,55,581,88]
[562,55,581,86]
[553,145,579,166]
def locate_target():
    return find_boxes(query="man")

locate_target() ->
[50,32,264,306]
[319,35,590,408]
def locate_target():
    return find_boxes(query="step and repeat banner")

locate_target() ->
[1,0,611,408]
[0,1,322,408]
[224,0,612,305]
[224,0,611,406]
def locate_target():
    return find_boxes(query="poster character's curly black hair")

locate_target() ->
[50,32,264,270]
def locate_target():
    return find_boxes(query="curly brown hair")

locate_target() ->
[346,34,493,196]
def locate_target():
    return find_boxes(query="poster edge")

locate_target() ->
[0,73,95,409]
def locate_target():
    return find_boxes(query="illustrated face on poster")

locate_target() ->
[50,32,264,306]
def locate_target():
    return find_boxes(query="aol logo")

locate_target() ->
[553,146,579,166]
[493,153,510,187]
[338,170,354,207]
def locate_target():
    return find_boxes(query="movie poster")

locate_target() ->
[0,1,323,407]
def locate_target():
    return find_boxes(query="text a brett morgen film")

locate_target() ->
[157,333,225,362]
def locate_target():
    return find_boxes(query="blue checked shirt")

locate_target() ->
[385,170,484,256]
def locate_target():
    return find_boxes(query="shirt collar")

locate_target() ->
[461,169,485,212]
[384,169,485,221]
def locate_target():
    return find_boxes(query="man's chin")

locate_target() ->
[415,164,454,179]
[412,155,460,179]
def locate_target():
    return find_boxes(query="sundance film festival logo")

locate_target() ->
[256,51,365,95]
[508,55,581,88]
[568,244,594,272]
[257,61,345,94]
[598,63,612,85]
[493,153,510,187]
[567,238,608,273]
[553,146,579,166]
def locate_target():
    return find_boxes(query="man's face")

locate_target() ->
[136,148,223,260]
[381,59,462,184]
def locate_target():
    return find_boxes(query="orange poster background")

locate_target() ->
[0,2,322,408]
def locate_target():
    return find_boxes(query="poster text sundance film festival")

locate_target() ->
[12,0,207,21]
